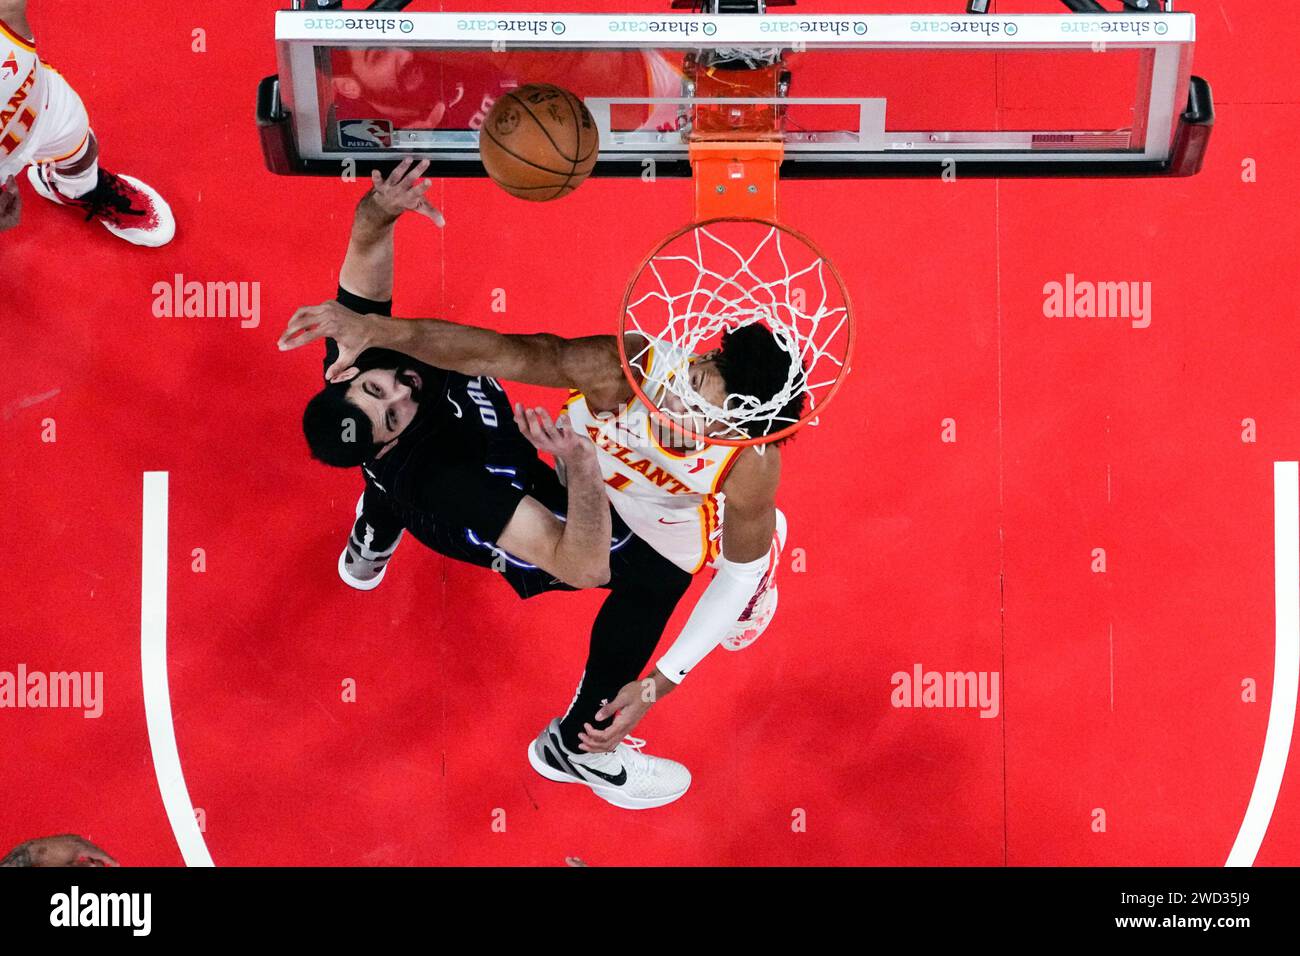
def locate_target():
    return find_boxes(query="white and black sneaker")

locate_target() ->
[338,494,402,591]
[527,718,691,810]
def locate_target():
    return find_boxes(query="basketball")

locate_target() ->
[480,84,599,202]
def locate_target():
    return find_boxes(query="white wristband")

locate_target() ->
[655,553,769,684]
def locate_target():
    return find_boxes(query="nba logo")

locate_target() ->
[1,51,18,81]
[339,120,394,149]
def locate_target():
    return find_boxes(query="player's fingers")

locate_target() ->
[417,201,446,228]
[522,406,541,439]
[279,304,331,347]
[533,408,564,445]
[278,323,326,351]
[424,101,447,128]
[277,310,323,350]
[555,414,583,447]
[577,729,618,753]
[325,347,359,383]
[403,161,431,190]
[400,163,431,195]
[593,690,631,722]
[370,169,383,189]
[513,403,542,441]
[582,721,620,745]
[388,157,414,185]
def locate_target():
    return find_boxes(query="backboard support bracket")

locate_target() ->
[691,141,783,221]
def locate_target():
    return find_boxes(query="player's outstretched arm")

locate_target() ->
[281,300,629,403]
[494,405,611,589]
[655,447,780,679]
[338,158,443,303]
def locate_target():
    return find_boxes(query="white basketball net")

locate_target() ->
[623,220,852,446]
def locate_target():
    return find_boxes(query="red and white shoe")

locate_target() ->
[27,164,175,247]
[722,508,787,652]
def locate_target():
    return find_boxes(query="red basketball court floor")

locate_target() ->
[2,0,1298,866]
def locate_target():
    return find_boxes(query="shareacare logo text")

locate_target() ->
[608,17,712,37]
[759,20,869,37]
[1060,18,1167,36]
[909,18,1020,36]
[455,18,567,36]
[303,16,415,35]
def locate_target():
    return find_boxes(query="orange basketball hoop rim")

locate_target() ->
[617,214,856,449]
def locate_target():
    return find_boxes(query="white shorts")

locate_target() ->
[0,66,90,181]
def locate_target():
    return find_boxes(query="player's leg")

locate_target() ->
[554,563,691,750]
[338,483,405,591]
[528,535,696,809]
[25,68,174,246]
[39,127,97,197]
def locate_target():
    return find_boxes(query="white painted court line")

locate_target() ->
[1227,461,1299,866]
[141,471,215,867]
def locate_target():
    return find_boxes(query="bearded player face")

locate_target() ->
[343,365,425,446]
[332,49,449,127]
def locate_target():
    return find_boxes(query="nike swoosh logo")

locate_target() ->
[657,517,693,525]
[576,762,628,786]
[547,730,628,786]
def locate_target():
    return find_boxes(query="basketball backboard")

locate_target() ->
[258,3,1212,179]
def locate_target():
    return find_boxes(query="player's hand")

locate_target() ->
[6,835,119,868]
[578,679,658,753]
[279,300,384,381]
[0,176,21,233]
[367,158,444,226]
[513,405,594,467]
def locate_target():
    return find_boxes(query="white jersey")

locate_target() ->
[565,339,743,573]
[0,17,44,164]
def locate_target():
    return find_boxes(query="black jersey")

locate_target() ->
[327,288,565,561]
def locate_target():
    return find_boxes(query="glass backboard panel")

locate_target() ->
[265,11,1206,176]
[318,47,1154,153]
